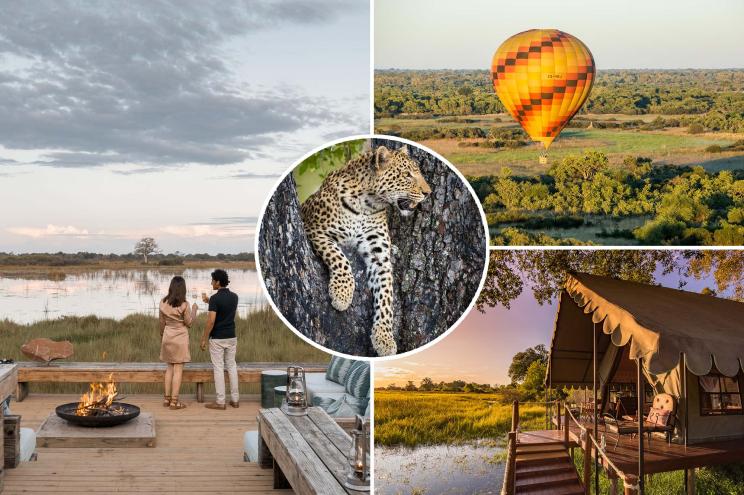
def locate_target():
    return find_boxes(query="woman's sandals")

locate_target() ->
[163,395,171,407]
[169,397,187,410]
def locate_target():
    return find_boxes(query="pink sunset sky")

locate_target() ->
[375,259,726,388]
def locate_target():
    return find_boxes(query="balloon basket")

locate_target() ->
[538,153,548,165]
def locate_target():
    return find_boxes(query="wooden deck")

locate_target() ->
[550,417,744,475]
[3,394,292,494]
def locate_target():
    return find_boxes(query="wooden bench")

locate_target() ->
[15,362,327,403]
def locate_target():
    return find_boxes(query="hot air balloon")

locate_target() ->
[491,29,595,164]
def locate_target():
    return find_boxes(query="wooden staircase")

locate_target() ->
[514,442,584,494]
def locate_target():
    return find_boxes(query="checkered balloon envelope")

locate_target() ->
[491,29,595,152]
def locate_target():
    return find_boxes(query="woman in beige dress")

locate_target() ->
[159,276,198,410]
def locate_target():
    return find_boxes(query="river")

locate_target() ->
[0,268,264,323]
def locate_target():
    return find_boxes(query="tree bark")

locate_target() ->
[258,139,487,356]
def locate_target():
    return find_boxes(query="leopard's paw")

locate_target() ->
[329,272,354,312]
[371,325,397,357]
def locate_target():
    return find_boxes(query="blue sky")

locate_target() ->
[375,0,744,69]
[0,1,369,254]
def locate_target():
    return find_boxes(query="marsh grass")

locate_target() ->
[374,390,547,447]
[0,307,329,395]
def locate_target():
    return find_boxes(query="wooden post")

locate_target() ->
[511,400,519,432]
[557,400,562,430]
[545,387,549,430]
[196,382,204,403]
[682,353,688,450]
[505,431,517,495]
[610,475,619,495]
[15,383,28,402]
[686,468,696,495]
[637,357,645,495]
[564,405,570,447]
[593,322,599,495]
[583,430,592,495]
[624,475,639,495]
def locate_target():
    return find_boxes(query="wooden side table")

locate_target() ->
[257,406,367,494]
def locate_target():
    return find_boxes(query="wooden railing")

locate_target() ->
[564,405,640,495]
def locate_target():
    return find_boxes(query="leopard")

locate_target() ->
[300,144,432,356]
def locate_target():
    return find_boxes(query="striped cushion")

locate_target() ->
[325,394,365,417]
[344,361,370,399]
[325,356,353,385]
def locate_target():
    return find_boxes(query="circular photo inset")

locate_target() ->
[257,136,488,358]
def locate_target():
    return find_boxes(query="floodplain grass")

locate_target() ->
[0,307,329,395]
[376,116,744,177]
[374,390,547,447]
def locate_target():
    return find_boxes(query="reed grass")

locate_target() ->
[374,390,547,447]
[0,308,329,395]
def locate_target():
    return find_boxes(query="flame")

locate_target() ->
[76,373,118,416]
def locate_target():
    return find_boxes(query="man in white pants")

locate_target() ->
[200,269,239,410]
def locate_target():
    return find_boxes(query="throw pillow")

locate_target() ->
[344,361,370,399]
[326,356,353,385]
[647,407,671,425]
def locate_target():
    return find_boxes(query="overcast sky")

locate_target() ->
[0,1,369,254]
[375,0,744,70]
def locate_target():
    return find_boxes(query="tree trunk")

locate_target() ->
[258,139,487,356]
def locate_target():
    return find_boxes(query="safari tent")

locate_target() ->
[546,272,744,445]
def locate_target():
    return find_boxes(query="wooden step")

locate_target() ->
[518,483,584,495]
[516,461,575,477]
[515,450,570,466]
[516,470,582,491]
[516,444,566,455]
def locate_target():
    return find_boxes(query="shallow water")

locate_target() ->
[0,268,265,323]
[375,442,505,495]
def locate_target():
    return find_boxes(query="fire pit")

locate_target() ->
[56,402,140,427]
[55,374,140,428]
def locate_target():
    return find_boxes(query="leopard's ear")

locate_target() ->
[361,139,372,154]
[398,144,410,156]
[374,146,392,170]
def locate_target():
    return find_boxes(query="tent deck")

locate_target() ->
[550,416,744,475]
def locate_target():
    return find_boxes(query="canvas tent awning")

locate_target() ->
[547,272,744,387]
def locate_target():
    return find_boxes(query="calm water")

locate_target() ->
[375,443,505,495]
[0,269,265,324]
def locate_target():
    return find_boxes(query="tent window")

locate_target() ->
[699,373,743,416]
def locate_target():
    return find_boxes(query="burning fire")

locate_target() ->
[75,374,123,416]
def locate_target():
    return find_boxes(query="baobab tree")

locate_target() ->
[133,237,160,264]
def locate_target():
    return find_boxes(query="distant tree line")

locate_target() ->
[383,379,500,394]
[379,344,551,403]
[376,69,744,133]
[0,251,255,267]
